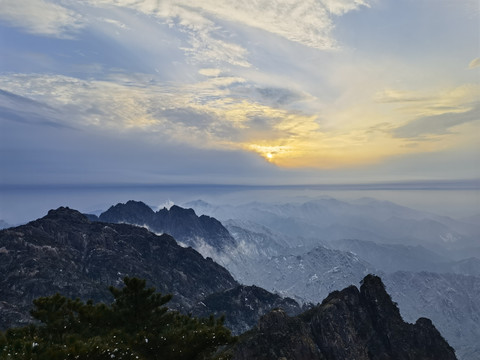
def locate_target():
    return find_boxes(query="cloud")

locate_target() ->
[0,89,70,129]
[198,68,223,77]
[374,85,480,117]
[393,104,480,139]
[82,0,252,67]
[3,70,477,171]
[0,0,373,70]
[83,0,373,68]
[374,89,432,103]
[0,0,83,38]
[3,71,386,168]
[0,72,311,149]
[322,0,370,15]
[469,57,480,69]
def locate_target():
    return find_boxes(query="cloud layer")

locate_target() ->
[0,0,83,38]
[0,0,479,184]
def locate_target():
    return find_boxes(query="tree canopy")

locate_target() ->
[0,277,235,360]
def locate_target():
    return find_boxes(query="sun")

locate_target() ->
[266,153,273,159]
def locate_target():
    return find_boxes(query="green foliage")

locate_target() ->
[0,277,235,360]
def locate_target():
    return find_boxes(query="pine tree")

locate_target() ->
[0,277,236,360]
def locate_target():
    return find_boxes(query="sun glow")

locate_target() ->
[266,153,273,159]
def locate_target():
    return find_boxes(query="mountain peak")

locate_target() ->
[44,207,89,223]
[99,200,155,224]
[227,274,457,360]
[98,201,236,250]
[166,205,197,216]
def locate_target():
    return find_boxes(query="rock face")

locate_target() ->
[193,285,302,335]
[97,200,236,250]
[0,207,238,329]
[227,275,457,360]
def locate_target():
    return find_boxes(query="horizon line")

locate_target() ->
[1,179,479,191]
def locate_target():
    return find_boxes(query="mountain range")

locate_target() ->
[95,199,478,359]
[1,198,477,359]
[0,207,300,335]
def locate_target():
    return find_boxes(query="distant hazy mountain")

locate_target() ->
[385,271,480,360]
[328,239,444,272]
[185,198,479,253]
[224,275,456,360]
[185,198,479,359]
[237,245,377,304]
[92,198,478,359]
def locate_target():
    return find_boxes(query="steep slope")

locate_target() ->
[0,207,238,329]
[193,285,302,335]
[225,275,457,360]
[97,200,236,250]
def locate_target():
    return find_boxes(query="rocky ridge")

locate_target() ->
[0,207,238,329]
[225,275,457,360]
[95,200,236,250]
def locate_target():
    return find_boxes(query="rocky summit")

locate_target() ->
[0,207,238,329]
[225,274,457,360]
[95,200,236,250]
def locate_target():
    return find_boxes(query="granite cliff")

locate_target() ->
[225,275,457,360]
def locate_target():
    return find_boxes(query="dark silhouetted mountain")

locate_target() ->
[225,275,457,360]
[98,200,236,250]
[193,284,303,335]
[0,207,238,329]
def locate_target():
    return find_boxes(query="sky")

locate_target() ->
[0,0,479,186]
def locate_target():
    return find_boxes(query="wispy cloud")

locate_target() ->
[371,84,480,143]
[375,85,479,118]
[469,57,480,69]
[322,0,370,15]
[1,0,478,181]
[2,69,478,170]
[393,105,480,139]
[0,0,83,38]
[85,0,371,51]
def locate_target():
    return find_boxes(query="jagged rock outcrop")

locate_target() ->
[96,200,236,250]
[193,285,303,335]
[0,207,238,329]
[225,275,457,360]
